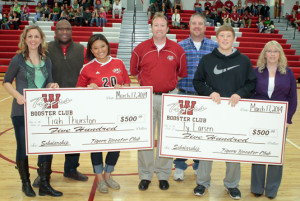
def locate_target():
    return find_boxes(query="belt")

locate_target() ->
[178,88,198,95]
[153,89,175,95]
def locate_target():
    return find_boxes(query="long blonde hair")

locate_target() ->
[257,40,287,74]
[17,25,48,61]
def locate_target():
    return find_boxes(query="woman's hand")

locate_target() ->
[114,84,121,88]
[286,123,291,128]
[47,83,59,88]
[87,83,98,89]
[16,94,26,105]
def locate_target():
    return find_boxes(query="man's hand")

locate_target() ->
[210,92,221,104]
[228,94,241,107]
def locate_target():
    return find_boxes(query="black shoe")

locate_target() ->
[159,180,169,190]
[32,176,40,188]
[22,181,36,197]
[194,184,206,196]
[226,187,241,200]
[252,192,262,197]
[138,180,151,191]
[16,159,36,197]
[39,162,63,197]
[267,196,275,199]
[64,171,88,181]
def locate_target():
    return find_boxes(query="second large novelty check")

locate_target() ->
[24,87,153,155]
[160,94,288,165]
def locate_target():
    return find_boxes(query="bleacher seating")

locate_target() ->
[0,7,299,80]
[0,4,122,75]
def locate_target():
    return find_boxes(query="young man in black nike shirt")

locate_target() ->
[192,25,257,200]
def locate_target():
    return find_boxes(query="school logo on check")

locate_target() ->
[178,100,196,115]
[42,94,61,109]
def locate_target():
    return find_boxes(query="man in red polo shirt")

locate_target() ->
[231,7,241,27]
[224,0,234,14]
[194,0,203,13]
[204,0,212,11]
[221,8,230,25]
[210,1,218,13]
[292,1,299,18]
[216,0,224,13]
[242,10,252,28]
[130,12,187,191]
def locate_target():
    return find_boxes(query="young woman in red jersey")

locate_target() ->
[76,34,131,193]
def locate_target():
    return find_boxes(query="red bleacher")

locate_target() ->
[0,8,299,79]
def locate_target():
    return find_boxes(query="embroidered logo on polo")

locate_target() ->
[113,68,121,74]
[167,55,174,61]
[213,65,240,75]
[96,71,100,74]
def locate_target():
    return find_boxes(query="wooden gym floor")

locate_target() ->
[0,82,299,201]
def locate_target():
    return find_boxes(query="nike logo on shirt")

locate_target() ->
[213,65,240,75]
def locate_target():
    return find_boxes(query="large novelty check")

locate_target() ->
[160,94,288,165]
[24,87,153,155]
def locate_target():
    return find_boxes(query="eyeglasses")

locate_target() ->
[266,50,280,54]
[56,28,72,32]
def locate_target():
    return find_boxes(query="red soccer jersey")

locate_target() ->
[216,0,224,8]
[76,57,131,87]
[296,13,300,20]
[231,12,239,21]
[204,2,211,8]
[130,38,187,93]
[225,0,234,9]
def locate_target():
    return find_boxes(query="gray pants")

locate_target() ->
[138,93,174,181]
[196,160,240,188]
[251,164,283,198]
[251,128,287,197]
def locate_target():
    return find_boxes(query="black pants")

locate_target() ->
[75,17,83,26]
[12,116,52,162]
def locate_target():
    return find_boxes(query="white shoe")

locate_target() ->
[105,177,120,190]
[173,168,184,181]
[97,181,108,193]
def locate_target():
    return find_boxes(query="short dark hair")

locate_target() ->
[86,34,111,61]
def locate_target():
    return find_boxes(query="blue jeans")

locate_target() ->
[258,24,264,33]
[12,116,52,162]
[90,17,99,26]
[173,89,200,171]
[174,158,199,170]
[21,12,29,21]
[252,8,258,16]
[34,12,42,21]
[237,8,244,16]
[91,151,120,174]
[1,22,11,29]
[52,14,59,21]
[195,7,203,14]
[207,19,215,26]
[231,20,241,27]
[99,18,107,27]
